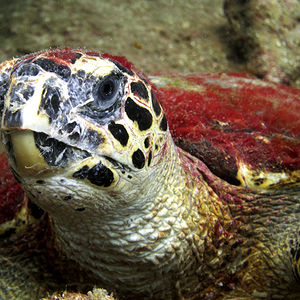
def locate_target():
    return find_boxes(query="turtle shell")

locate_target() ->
[150,73,300,189]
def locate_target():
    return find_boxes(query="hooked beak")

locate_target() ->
[2,130,52,176]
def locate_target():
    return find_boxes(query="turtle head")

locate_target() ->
[0,49,171,214]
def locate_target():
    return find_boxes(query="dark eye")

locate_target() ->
[94,75,121,110]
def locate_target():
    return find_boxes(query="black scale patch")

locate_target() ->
[73,162,114,187]
[33,58,71,81]
[130,81,149,100]
[41,85,61,123]
[159,114,168,131]
[151,90,161,117]
[144,137,150,148]
[3,109,22,128]
[125,97,152,131]
[15,63,40,77]
[132,149,145,169]
[108,121,129,146]
[112,60,134,76]
[148,151,152,167]
[70,53,83,64]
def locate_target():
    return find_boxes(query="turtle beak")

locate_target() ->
[2,130,53,176]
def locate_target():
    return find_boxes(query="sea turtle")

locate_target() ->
[0,48,299,300]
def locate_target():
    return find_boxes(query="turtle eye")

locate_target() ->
[94,75,121,110]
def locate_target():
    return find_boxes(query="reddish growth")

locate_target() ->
[157,73,300,179]
[0,153,24,224]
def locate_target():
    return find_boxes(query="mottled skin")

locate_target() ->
[0,49,299,299]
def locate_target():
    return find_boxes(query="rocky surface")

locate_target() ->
[1,0,299,86]
[0,0,236,75]
[224,0,300,88]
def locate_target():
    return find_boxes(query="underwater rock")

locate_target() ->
[224,0,300,88]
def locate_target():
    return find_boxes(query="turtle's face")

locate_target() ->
[0,49,169,212]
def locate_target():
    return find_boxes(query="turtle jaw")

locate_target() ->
[2,128,135,192]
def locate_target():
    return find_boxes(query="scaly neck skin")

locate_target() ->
[47,133,231,299]
[30,132,299,299]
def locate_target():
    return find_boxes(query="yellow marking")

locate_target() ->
[70,156,100,172]
[237,161,300,189]
[72,56,115,77]
[0,59,16,73]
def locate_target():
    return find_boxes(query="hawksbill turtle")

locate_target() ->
[0,48,299,299]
